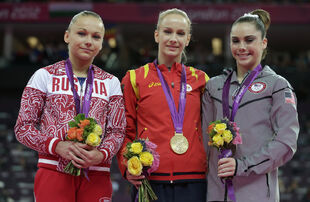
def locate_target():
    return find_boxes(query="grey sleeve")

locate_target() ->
[201,82,216,157]
[236,78,299,176]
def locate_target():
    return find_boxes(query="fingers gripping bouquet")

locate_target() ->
[123,130,160,202]
[64,113,103,176]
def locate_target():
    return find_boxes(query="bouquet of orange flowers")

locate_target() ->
[64,113,103,176]
[207,118,242,153]
[123,131,160,202]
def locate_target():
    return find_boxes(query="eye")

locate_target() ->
[177,31,186,36]
[231,38,239,43]
[93,35,102,40]
[77,32,86,36]
[245,36,255,43]
[163,29,172,34]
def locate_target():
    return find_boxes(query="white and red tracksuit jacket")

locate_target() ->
[15,60,125,173]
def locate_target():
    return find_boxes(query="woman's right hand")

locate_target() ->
[126,169,145,189]
[55,141,74,160]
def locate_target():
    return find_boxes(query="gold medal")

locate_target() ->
[170,132,189,154]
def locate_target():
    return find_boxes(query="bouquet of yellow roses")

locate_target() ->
[64,113,103,176]
[123,131,160,202]
[207,118,242,154]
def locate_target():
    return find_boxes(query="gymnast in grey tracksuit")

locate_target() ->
[202,9,299,202]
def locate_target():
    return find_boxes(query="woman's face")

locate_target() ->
[230,22,267,70]
[64,16,104,63]
[154,13,191,62]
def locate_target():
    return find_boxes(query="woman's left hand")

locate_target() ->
[218,157,236,178]
[69,142,104,168]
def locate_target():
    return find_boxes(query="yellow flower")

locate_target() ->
[212,134,224,147]
[86,132,101,146]
[130,142,143,154]
[214,123,227,134]
[93,124,102,136]
[223,130,233,143]
[139,151,154,166]
[127,156,143,176]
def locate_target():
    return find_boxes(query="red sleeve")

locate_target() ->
[117,71,138,177]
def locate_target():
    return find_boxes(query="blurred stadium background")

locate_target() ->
[0,1,310,202]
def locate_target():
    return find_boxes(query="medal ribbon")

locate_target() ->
[222,64,262,121]
[221,64,262,202]
[154,60,186,134]
[65,58,94,117]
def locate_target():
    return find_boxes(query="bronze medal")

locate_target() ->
[170,132,189,154]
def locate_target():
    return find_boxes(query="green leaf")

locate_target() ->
[68,121,78,128]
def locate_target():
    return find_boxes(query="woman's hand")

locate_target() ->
[218,157,236,178]
[55,141,74,159]
[55,141,104,168]
[69,142,104,168]
[126,169,145,189]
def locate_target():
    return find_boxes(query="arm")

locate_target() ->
[97,77,126,163]
[116,71,144,184]
[235,78,299,176]
[14,69,61,155]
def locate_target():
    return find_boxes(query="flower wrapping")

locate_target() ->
[64,113,103,176]
[123,130,160,202]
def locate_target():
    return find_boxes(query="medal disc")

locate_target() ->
[170,133,189,154]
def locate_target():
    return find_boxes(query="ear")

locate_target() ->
[154,30,159,44]
[262,37,268,49]
[186,33,191,47]
[64,30,69,44]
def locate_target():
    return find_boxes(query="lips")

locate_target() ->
[81,48,93,53]
[237,53,251,60]
[166,45,178,51]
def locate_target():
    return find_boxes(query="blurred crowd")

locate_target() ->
[0,0,309,4]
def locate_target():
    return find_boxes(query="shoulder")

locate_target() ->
[42,60,66,76]
[185,65,210,83]
[207,74,226,88]
[123,63,153,82]
[93,65,117,81]
[262,65,294,91]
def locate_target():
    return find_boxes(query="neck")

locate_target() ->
[236,62,260,83]
[236,66,248,83]
[69,55,92,77]
[158,54,181,70]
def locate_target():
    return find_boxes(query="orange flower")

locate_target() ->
[76,128,84,141]
[78,119,90,128]
[67,127,77,140]
[208,123,215,134]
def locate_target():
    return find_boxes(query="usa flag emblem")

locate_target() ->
[284,91,295,105]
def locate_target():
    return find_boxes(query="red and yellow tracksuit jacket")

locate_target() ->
[117,61,209,183]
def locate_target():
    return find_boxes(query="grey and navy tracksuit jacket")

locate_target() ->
[202,65,299,202]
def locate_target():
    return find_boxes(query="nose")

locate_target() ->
[85,35,92,46]
[169,33,177,43]
[238,41,246,51]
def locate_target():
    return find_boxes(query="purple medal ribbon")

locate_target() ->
[222,64,262,121]
[221,64,263,202]
[154,60,186,134]
[65,58,94,117]
[65,58,94,180]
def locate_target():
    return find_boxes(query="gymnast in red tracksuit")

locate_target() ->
[117,8,209,202]
[14,11,125,202]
